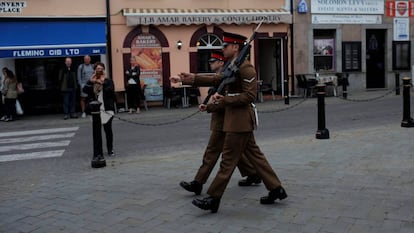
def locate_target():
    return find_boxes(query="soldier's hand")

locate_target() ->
[198,104,207,112]
[212,93,224,102]
[179,72,195,81]
[169,75,181,83]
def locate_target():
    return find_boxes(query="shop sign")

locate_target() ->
[0,47,106,58]
[126,14,292,26]
[311,0,384,14]
[393,17,409,41]
[131,34,163,102]
[386,1,414,17]
[312,14,382,24]
[0,1,26,13]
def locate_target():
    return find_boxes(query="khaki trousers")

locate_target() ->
[194,131,256,184]
[207,132,282,197]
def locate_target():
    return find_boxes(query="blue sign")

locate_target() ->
[0,46,106,58]
[298,0,308,14]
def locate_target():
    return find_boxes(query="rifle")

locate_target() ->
[202,20,264,105]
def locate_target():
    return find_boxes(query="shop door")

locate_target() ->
[366,29,386,88]
[257,38,283,95]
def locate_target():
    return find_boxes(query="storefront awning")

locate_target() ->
[123,8,292,26]
[0,20,106,58]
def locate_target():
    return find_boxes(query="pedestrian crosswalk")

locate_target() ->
[0,127,78,163]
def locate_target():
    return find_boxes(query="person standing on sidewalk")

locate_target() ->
[59,57,78,120]
[1,69,18,122]
[83,62,115,157]
[125,56,143,114]
[178,32,287,213]
[77,55,94,118]
[174,51,261,196]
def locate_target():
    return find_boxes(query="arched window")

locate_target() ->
[197,34,222,49]
[197,34,223,73]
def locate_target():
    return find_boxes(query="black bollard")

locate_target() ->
[395,72,400,95]
[401,77,414,128]
[284,78,289,105]
[316,84,330,139]
[90,100,106,168]
[342,74,348,99]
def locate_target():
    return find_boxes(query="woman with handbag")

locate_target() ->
[1,69,18,122]
[83,62,116,157]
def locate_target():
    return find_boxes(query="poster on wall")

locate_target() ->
[131,33,163,101]
[393,18,409,41]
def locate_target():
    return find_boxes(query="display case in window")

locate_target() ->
[314,38,334,71]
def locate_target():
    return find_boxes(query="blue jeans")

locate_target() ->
[62,89,76,115]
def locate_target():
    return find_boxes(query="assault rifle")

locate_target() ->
[202,20,264,105]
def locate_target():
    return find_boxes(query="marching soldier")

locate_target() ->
[172,51,261,196]
[178,32,287,213]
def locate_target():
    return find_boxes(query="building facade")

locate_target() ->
[293,0,413,92]
[110,0,292,104]
[0,0,107,113]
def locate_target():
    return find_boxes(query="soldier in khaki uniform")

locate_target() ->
[179,32,287,213]
[174,51,261,196]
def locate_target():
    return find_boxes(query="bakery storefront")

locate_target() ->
[110,7,292,106]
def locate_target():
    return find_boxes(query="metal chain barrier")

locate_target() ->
[258,97,308,114]
[102,110,200,127]
[335,87,398,102]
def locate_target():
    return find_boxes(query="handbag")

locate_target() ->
[15,99,24,115]
[17,83,24,94]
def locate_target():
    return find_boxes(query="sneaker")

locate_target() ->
[108,151,115,157]
[63,115,69,120]
[0,116,6,121]
[81,112,86,118]
[3,117,9,122]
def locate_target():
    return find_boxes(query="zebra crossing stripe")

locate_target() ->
[0,140,71,153]
[0,133,76,144]
[0,127,79,138]
[0,150,65,162]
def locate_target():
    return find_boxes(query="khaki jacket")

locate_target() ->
[183,60,257,132]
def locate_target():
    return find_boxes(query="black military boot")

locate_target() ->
[238,175,262,186]
[260,186,288,204]
[179,180,202,195]
[192,196,221,213]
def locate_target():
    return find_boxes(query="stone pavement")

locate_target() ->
[1,91,414,233]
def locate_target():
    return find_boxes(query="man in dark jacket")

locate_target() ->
[59,57,78,120]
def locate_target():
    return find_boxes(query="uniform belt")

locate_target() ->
[227,93,240,97]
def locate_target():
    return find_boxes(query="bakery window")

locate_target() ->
[196,34,222,73]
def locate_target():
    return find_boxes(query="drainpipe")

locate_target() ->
[290,0,295,95]
[106,0,113,79]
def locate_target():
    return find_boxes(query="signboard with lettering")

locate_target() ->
[311,0,384,14]
[131,34,163,101]
[0,47,106,58]
[312,14,382,24]
[126,14,292,26]
[0,1,26,13]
